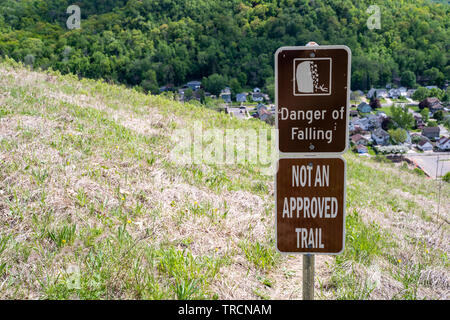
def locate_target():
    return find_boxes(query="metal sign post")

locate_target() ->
[274,43,351,300]
[303,254,315,300]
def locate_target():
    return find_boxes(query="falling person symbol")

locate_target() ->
[296,61,329,94]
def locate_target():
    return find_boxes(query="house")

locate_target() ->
[414,114,426,129]
[367,114,382,129]
[262,93,271,103]
[376,111,388,119]
[355,145,368,154]
[353,117,370,131]
[419,97,443,112]
[186,81,202,91]
[425,86,438,90]
[389,88,401,99]
[220,87,232,103]
[399,87,407,96]
[376,89,388,98]
[406,89,416,98]
[357,102,372,113]
[417,139,433,151]
[236,93,247,103]
[159,84,174,92]
[372,128,390,146]
[422,126,440,140]
[437,136,450,151]
[351,134,369,146]
[251,92,264,102]
[367,88,377,99]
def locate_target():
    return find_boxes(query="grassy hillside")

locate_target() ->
[0,60,449,299]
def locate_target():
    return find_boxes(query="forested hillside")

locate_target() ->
[0,0,449,94]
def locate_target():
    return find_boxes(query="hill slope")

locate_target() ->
[0,61,449,299]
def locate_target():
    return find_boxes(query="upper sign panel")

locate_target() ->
[275,46,351,154]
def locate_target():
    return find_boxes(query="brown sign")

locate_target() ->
[275,46,351,154]
[276,157,346,254]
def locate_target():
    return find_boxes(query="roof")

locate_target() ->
[351,134,366,142]
[420,97,442,109]
[356,145,368,151]
[358,102,370,108]
[438,136,450,144]
[422,127,440,134]
[236,93,247,102]
[418,139,432,146]
[373,128,389,138]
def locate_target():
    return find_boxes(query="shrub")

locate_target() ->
[443,172,450,183]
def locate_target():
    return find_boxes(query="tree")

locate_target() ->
[420,107,429,123]
[412,87,429,102]
[433,110,444,122]
[229,78,242,97]
[388,128,407,145]
[444,116,450,130]
[411,135,422,144]
[184,88,193,101]
[370,98,381,109]
[390,105,415,129]
[401,70,416,88]
[424,67,445,86]
[202,74,227,96]
[427,121,438,127]
[443,172,450,183]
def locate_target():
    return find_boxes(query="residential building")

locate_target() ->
[372,128,390,146]
[236,93,247,103]
[186,81,202,91]
[376,89,388,98]
[419,97,443,113]
[406,89,416,98]
[389,88,401,99]
[417,139,433,151]
[367,114,382,129]
[367,88,376,99]
[422,126,440,140]
[353,117,370,131]
[355,145,368,154]
[251,92,264,102]
[220,87,232,103]
[437,136,450,151]
[357,102,372,113]
[351,134,369,146]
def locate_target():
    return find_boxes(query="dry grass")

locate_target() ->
[0,62,448,300]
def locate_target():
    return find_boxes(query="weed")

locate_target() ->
[47,225,77,248]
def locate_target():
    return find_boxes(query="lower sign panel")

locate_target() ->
[276,157,346,254]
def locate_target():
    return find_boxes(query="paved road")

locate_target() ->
[406,152,450,178]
